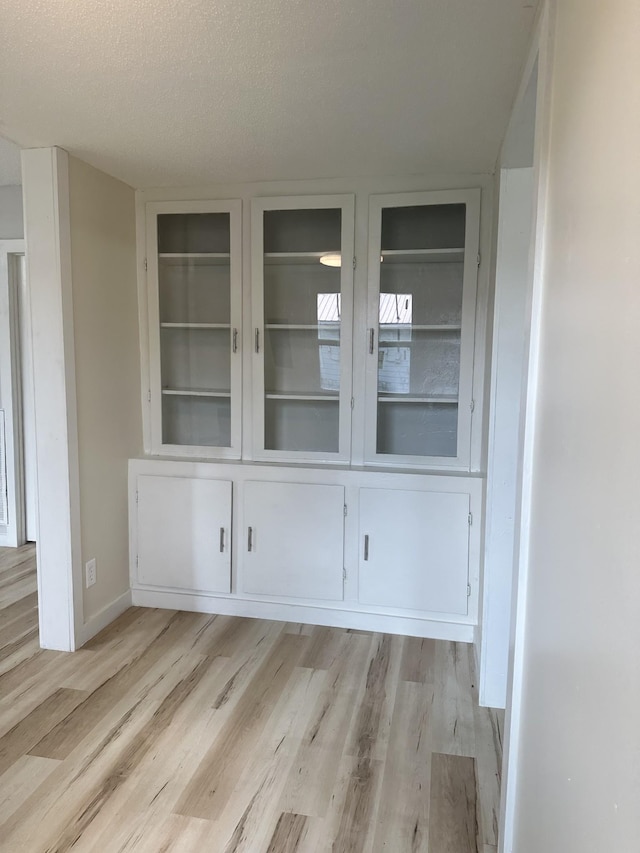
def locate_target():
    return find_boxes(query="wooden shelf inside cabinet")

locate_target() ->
[160,323,231,329]
[377,394,458,404]
[379,324,461,333]
[162,388,231,398]
[264,252,342,266]
[158,253,231,266]
[380,248,464,264]
[265,392,339,402]
[265,323,341,330]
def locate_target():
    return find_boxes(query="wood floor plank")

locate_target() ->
[267,813,309,852]
[0,754,60,825]
[0,687,87,777]
[175,631,308,821]
[371,681,433,852]
[0,545,504,853]
[428,753,478,853]
[280,632,371,818]
[430,641,477,757]
[29,610,198,759]
[401,636,437,684]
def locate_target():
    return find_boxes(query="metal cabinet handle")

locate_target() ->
[368,328,375,354]
[255,328,260,353]
[232,328,238,353]
[219,527,225,553]
[247,526,253,552]
[364,534,369,561]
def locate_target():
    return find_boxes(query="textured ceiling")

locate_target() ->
[0,1,537,189]
[0,136,21,185]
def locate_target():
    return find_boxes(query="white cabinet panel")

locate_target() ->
[243,481,344,600]
[358,488,470,615]
[137,474,231,593]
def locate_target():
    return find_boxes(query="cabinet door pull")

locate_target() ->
[219,527,225,553]
[368,328,375,354]
[232,328,238,353]
[247,526,253,552]
[364,534,369,561]
[255,328,260,354]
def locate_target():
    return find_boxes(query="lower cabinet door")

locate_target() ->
[358,488,470,615]
[136,474,232,593]
[243,481,345,601]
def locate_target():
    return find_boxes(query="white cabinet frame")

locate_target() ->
[250,194,355,463]
[146,199,243,459]
[364,189,481,470]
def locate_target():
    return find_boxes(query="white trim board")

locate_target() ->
[21,147,83,651]
[75,589,133,648]
[130,588,474,642]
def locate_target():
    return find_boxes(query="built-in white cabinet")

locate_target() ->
[146,200,243,458]
[136,474,232,593]
[135,183,486,642]
[358,487,471,614]
[251,196,355,462]
[242,481,345,600]
[143,189,480,468]
[365,190,480,468]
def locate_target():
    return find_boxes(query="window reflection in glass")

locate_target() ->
[317,293,341,392]
[378,294,412,394]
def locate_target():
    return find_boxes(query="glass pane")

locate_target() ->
[157,212,232,447]
[263,208,342,452]
[376,203,465,458]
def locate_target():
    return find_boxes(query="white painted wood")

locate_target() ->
[146,199,242,459]
[480,168,534,710]
[21,147,83,651]
[136,474,232,593]
[359,487,470,615]
[17,253,37,542]
[499,5,551,850]
[75,588,132,648]
[128,457,483,634]
[130,587,475,643]
[242,480,345,600]
[364,189,481,470]
[250,194,355,464]
[0,241,25,547]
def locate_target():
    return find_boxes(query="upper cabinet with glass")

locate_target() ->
[251,195,355,462]
[146,200,242,458]
[365,190,480,468]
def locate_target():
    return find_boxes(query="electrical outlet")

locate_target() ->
[85,558,97,588]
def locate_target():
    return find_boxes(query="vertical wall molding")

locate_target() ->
[21,147,83,651]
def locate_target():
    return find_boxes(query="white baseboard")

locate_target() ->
[75,589,133,648]
[130,587,475,643]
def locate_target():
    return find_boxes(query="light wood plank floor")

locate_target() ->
[0,545,504,852]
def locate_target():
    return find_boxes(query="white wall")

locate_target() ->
[0,185,23,238]
[512,1,640,849]
[68,154,141,626]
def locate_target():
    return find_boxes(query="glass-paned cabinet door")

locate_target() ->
[146,200,242,457]
[365,190,480,468]
[251,195,355,461]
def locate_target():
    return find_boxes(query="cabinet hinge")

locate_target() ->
[147,389,151,403]
[468,512,472,526]
[144,258,148,272]
[352,256,356,270]
[136,490,139,505]
[136,554,139,569]
[343,567,347,581]
[467,583,471,597]
[477,253,481,267]
[344,504,348,517]
[350,397,355,410]
[470,398,475,413]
